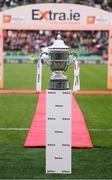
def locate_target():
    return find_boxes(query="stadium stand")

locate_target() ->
[3,30,108,62]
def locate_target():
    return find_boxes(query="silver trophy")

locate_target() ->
[40,33,79,90]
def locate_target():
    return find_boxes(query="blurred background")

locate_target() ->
[0,0,111,63]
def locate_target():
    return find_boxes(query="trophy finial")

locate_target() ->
[57,32,61,40]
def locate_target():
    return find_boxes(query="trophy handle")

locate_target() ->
[69,51,79,65]
[40,52,50,66]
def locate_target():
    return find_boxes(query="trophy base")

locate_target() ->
[49,79,70,90]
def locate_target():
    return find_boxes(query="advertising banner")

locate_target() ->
[36,60,42,91]
[108,30,112,88]
[1,4,112,31]
[0,28,3,88]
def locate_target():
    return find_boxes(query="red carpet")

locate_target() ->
[72,90,112,95]
[24,92,93,148]
[0,90,38,94]
[72,96,93,147]
[24,91,46,147]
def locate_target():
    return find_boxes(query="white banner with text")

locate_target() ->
[46,90,72,174]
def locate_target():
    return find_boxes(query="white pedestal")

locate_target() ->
[46,90,72,174]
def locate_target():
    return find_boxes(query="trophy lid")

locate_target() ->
[49,33,70,51]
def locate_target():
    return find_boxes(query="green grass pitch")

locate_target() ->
[0,63,112,179]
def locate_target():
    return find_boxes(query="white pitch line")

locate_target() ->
[0,128,112,132]
[0,128,29,131]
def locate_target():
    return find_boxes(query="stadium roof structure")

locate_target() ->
[0,3,112,88]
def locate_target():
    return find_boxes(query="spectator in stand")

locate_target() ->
[30,0,36,3]
[5,0,11,8]
[101,0,110,11]
[86,0,95,7]
[0,0,4,10]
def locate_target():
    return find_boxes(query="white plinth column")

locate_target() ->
[46,90,72,174]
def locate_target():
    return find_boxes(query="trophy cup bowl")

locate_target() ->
[49,51,69,72]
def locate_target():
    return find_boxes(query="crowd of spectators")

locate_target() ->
[0,0,112,11]
[3,30,108,60]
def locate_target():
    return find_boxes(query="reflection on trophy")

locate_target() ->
[40,33,80,91]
